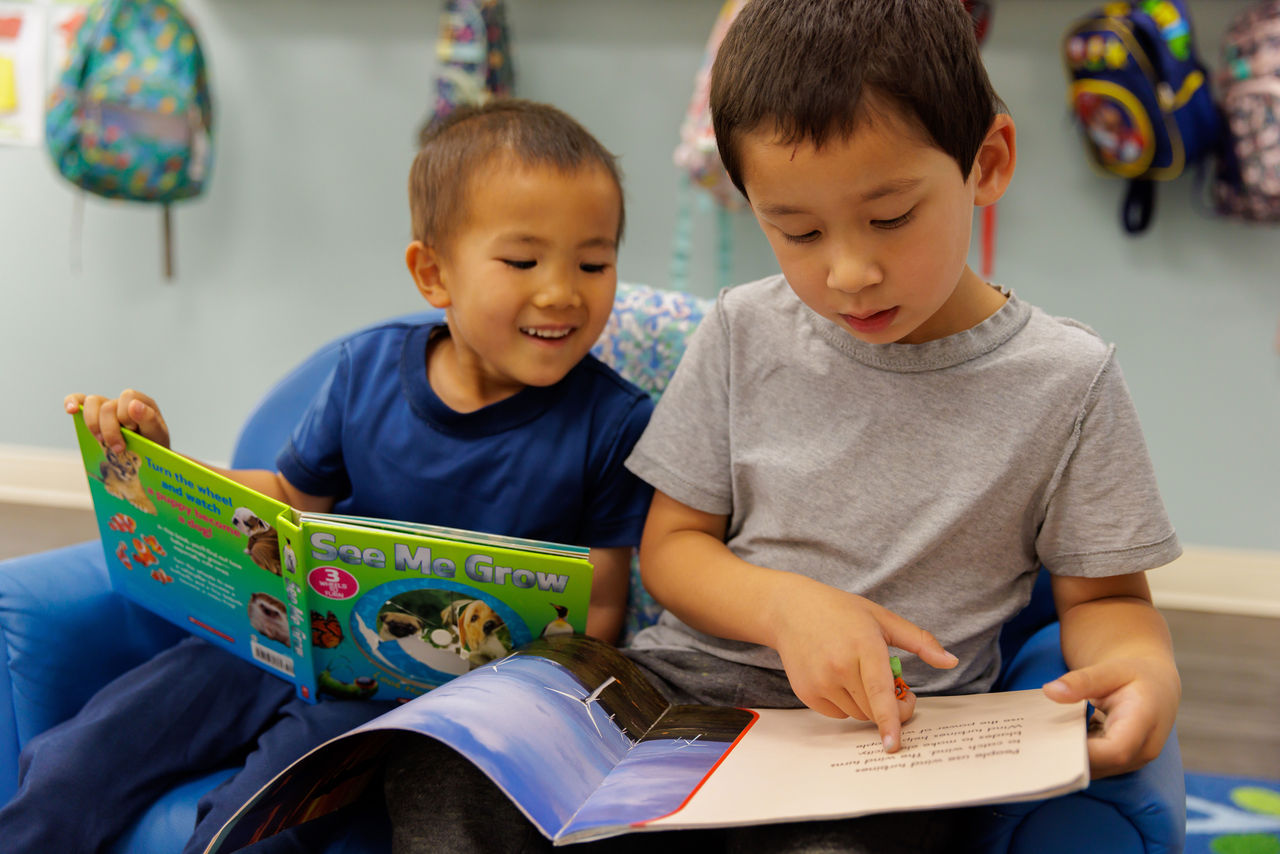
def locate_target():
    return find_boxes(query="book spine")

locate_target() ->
[276,512,319,703]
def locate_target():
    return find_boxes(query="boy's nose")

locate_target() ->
[531,276,583,309]
[826,246,882,294]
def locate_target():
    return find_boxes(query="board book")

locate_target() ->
[205,634,1089,852]
[72,412,594,704]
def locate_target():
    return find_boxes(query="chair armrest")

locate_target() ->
[983,622,1186,854]
[0,541,185,801]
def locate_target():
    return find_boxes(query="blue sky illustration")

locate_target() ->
[564,738,735,837]
[368,655,735,839]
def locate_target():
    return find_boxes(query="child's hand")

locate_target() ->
[66,390,171,452]
[770,579,958,753]
[1043,655,1180,779]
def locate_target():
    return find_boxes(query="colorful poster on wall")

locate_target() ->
[0,1,46,146]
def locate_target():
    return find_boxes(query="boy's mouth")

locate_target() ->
[840,308,898,334]
[520,326,574,341]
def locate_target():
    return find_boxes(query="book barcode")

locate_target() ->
[251,638,295,676]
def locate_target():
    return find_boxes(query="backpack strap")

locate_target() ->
[161,203,174,281]
[1122,179,1157,234]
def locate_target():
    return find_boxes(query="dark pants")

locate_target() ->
[384,648,988,854]
[0,636,394,854]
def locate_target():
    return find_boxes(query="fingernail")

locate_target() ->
[883,733,898,752]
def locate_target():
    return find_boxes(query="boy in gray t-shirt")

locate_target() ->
[626,0,1181,785]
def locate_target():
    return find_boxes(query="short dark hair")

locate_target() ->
[710,0,1002,197]
[409,99,625,248]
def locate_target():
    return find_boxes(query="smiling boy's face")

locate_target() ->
[408,158,622,411]
[739,104,1011,345]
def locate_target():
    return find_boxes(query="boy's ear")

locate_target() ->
[972,113,1017,207]
[405,240,451,309]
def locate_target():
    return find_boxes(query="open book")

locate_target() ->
[72,412,593,704]
[206,635,1088,852]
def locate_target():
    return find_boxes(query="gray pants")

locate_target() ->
[383,648,985,854]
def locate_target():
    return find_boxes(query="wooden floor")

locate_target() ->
[2,501,1277,779]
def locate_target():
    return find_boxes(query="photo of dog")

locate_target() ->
[97,447,157,515]
[232,507,282,575]
[377,610,426,641]
[441,598,509,666]
[248,592,290,646]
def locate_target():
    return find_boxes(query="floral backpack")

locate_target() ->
[670,0,749,295]
[422,0,513,133]
[1212,1,1280,222]
[45,0,213,277]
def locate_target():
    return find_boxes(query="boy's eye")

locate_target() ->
[502,259,536,270]
[872,209,914,229]
[580,263,609,274]
[781,230,821,245]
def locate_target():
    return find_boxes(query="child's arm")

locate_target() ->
[585,546,631,645]
[1043,572,1180,779]
[67,390,334,512]
[640,490,958,752]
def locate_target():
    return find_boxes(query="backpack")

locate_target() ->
[45,0,213,277]
[1212,1,1280,222]
[1063,0,1223,234]
[424,0,513,132]
[670,0,749,294]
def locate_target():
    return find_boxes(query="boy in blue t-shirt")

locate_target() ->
[2,99,653,854]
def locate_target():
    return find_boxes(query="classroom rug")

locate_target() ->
[1185,772,1280,854]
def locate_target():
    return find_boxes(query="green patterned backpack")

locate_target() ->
[45,0,213,276]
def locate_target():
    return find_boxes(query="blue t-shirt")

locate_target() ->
[277,320,654,548]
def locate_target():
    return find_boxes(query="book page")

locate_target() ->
[72,414,305,690]
[639,690,1088,832]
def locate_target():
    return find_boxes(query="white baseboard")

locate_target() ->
[0,443,92,510]
[0,444,1276,616]
[1148,547,1280,618]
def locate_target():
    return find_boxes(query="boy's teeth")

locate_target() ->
[523,328,572,339]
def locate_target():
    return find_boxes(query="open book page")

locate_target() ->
[71,413,304,689]
[633,690,1089,836]
[206,637,1087,852]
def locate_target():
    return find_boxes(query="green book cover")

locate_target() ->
[72,413,594,704]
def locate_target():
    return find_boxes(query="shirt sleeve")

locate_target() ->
[578,393,656,548]
[1037,353,1182,576]
[275,347,353,501]
[624,294,734,515]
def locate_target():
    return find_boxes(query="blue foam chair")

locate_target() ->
[0,284,1185,853]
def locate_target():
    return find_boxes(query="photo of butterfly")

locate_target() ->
[310,610,344,649]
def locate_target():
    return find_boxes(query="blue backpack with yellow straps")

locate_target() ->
[1063,0,1224,233]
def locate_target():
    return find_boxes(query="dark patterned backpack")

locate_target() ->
[1212,1,1280,222]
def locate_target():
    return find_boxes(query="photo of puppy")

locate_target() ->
[97,447,157,515]
[248,592,290,646]
[441,599,508,666]
[232,507,282,575]
[377,611,426,641]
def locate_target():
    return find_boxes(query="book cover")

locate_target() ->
[72,413,594,704]
[205,635,1089,852]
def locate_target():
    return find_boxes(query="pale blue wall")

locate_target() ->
[1,0,1276,550]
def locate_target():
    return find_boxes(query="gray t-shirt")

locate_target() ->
[624,275,1180,696]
